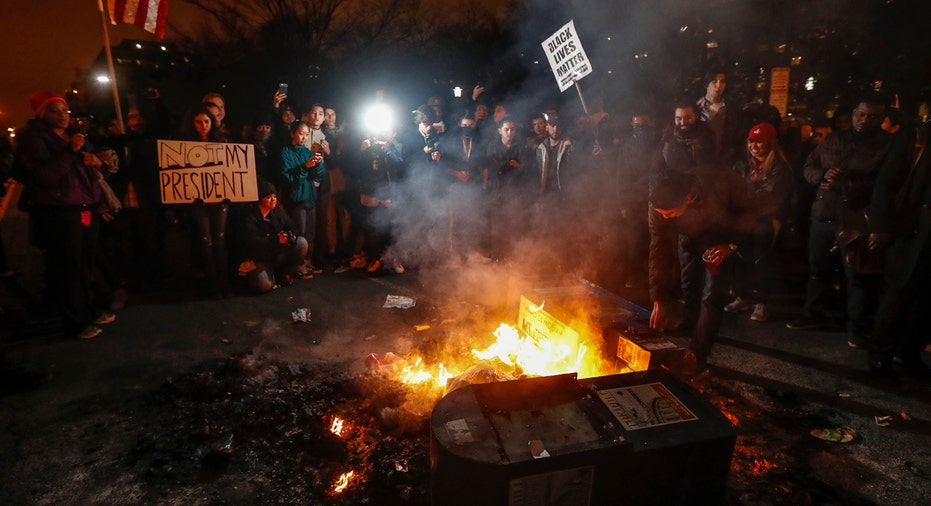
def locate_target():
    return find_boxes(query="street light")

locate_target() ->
[96,75,110,84]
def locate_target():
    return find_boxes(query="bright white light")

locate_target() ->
[453,86,462,98]
[363,104,393,137]
[805,77,816,91]
[135,43,142,49]
[96,75,110,84]
[160,45,167,51]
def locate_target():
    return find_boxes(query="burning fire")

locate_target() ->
[332,470,355,494]
[329,416,345,437]
[382,317,615,396]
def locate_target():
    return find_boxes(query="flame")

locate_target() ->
[329,417,345,437]
[472,323,586,377]
[333,470,355,494]
[383,319,614,397]
[398,357,452,391]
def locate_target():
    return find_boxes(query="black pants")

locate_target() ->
[31,206,99,336]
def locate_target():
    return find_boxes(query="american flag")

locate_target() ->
[108,0,168,39]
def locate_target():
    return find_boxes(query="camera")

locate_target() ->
[283,229,298,246]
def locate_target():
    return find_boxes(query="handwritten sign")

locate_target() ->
[541,20,592,92]
[157,140,258,204]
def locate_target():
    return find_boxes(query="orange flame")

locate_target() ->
[386,320,615,396]
[333,470,355,494]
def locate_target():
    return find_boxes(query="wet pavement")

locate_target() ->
[2,197,931,505]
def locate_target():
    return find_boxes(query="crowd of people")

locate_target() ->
[3,71,930,381]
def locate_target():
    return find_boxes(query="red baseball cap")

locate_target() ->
[747,123,776,142]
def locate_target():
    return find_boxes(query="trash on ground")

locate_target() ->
[221,338,232,344]
[292,308,311,323]
[414,325,430,332]
[364,334,378,341]
[875,415,894,427]
[810,427,855,443]
[901,411,911,420]
[383,295,416,309]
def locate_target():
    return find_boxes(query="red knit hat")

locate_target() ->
[29,91,68,115]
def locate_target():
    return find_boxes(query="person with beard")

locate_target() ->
[649,100,717,333]
[649,168,757,374]
[614,110,660,289]
[787,94,892,350]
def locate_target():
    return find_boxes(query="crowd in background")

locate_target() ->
[3,71,930,380]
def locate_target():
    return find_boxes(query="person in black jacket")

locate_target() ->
[649,166,757,373]
[863,103,931,379]
[237,181,308,293]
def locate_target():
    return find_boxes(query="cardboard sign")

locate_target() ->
[541,20,593,92]
[157,140,258,204]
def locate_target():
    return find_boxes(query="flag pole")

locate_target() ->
[97,0,125,135]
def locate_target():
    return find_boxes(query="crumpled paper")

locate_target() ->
[383,295,416,309]
[292,307,311,323]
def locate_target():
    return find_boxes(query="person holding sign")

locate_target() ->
[280,121,327,277]
[179,106,232,298]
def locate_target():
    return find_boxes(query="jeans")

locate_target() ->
[192,202,230,294]
[803,219,879,336]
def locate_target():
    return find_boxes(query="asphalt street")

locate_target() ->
[2,192,930,504]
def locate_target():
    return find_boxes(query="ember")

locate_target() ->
[332,470,355,494]
[329,416,345,437]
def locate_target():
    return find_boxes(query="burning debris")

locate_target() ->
[131,354,433,505]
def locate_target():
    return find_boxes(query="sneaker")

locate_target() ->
[334,264,350,274]
[303,262,324,275]
[93,312,116,325]
[750,304,769,322]
[786,315,823,330]
[847,334,869,349]
[79,326,102,339]
[724,297,752,313]
[297,267,314,280]
[393,259,405,274]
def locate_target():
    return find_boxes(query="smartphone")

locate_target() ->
[278,83,288,95]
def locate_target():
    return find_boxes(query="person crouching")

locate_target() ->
[237,181,309,293]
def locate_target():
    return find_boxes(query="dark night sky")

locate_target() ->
[0,0,199,128]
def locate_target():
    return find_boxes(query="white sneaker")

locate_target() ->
[79,326,102,339]
[724,297,752,313]
[750,304,769,322]
[93,312,116,325]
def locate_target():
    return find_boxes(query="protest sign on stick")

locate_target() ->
[541,20,593,93]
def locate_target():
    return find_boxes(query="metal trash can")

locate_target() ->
[431,370,735,505]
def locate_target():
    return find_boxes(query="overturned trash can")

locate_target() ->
[430,370,735,506]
